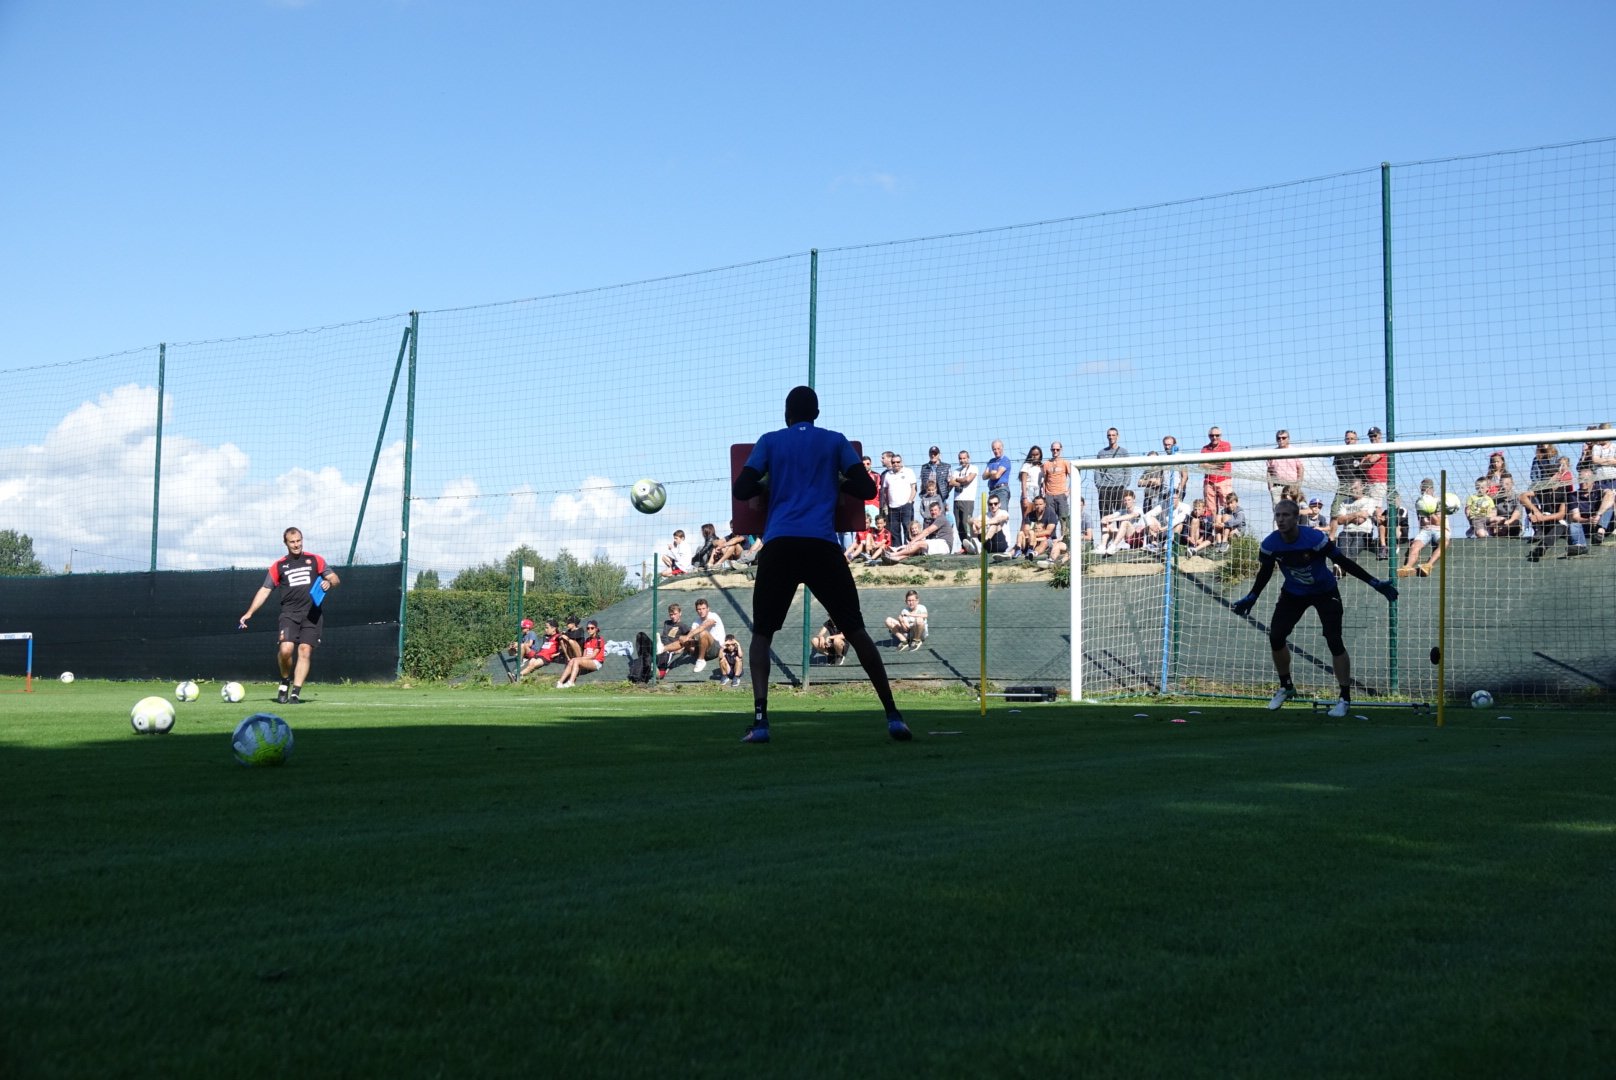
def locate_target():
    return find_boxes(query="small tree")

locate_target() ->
[414,569,441,590]
[0,530,46,576]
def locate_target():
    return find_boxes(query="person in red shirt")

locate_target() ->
[519,618,564,680]
[845,515,893,564]
[1361,426,1391,558]
[1200,426,1234,516]
[238,527,341,705]
[556,620,605,688]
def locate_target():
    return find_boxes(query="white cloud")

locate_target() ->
[1,389,655,585]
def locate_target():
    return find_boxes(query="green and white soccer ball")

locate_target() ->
[175,680,200,702]
[1470,689,1494,709]
[1417,494,1440,515]
[1444,491,1462,513]
[630,478,667,514]
[131,695,176,735]
[232,713,294,766]
[221,681,246,703]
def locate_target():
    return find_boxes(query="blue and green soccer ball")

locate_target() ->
[232,713,294,766]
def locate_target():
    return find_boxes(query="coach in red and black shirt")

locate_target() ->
[239,527,341,705]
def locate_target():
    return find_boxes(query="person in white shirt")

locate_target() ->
[660,529,695,576]
[884,590,929,652]
[882,453,918,547]
[671,596,726,674]
[950,449,980,547]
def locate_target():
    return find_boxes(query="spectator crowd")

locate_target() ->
[645,423,1615,576]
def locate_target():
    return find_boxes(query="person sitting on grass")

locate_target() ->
[670,597,725,675]
[881,501,955,563]
[845,515,892,564]
[718,633,745,688]
[1013,495,1062,561]
[556,620,605,688]
[884,590,929,652]
[517,618,565,681]
[812,618,848,665]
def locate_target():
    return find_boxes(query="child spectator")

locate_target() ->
[885,591,929,652]
[719,633,745,687]
[1465,478,1495,538]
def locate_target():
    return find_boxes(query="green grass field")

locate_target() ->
[3,679,1612,1078]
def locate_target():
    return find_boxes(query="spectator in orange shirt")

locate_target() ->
[1042,441,1074,538]
[1201,425,1234,516]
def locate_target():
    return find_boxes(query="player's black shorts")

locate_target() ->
[1269,588,1343,647]
[752,537,867,637]
[278,607,324,649]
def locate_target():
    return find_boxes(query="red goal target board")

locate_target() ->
[729,441,868,536]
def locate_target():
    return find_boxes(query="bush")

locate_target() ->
[1217,534,1262,584]
[403,588,599,681]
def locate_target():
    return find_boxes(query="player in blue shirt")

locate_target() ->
[733,386,909,744]
[1231,499,1398,718]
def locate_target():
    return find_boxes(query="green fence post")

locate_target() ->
[150,343,165,571]
[351,325,413,566]
[1381,163,1400,692]
[397,313,418,679]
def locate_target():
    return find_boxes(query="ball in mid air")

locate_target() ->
[1470,689,1494,709]
[176,680,200,702]
[131,696,176,735]
[221,681,246,704]
[233,713,294,766]
[630,479,667,514]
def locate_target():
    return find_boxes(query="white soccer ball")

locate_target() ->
[221,681,246,704]
[1444,491,1462,514]
[1416,494,1440,516]
[131,695,176,735]
[630,478,667,514]
[232,713,294,766]
[1470,689,1494,709]
[60,672,74,684]
[175,680,200,702]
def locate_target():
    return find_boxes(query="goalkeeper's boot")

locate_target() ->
[742,704,770,744]
[1326,697,1350,719]
[1266,685,1296,711]
[887,715,913,742]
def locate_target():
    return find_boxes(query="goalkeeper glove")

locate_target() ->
[1372,579,1399,602]
[1231,594,1257,616]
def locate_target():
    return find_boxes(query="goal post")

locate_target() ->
[1067,428,1616,705]
[1,631,34,692]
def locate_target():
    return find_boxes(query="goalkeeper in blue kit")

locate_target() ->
[1231,498,1398,718]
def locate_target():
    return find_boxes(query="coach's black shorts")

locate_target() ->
[751,537,867,638]
[278,607,324,649]
[1269,588,1343,649]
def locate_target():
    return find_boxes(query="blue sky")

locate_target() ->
[1,0,1613,576]
[4,0,1613,359]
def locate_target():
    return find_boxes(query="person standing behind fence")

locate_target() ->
[882,452,917,548]
[1266,430,1306,508]
[1042,441,1073,537]
[732,385,909,744]
[950,449,980,548]
[983,439,1013,511]
[1094,428,1130,520]
[238,527,340,705]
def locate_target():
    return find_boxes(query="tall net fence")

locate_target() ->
[1073,434,1616,704]
[2,138,1611,693]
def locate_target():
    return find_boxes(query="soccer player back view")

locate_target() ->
[1231,499,1397,718]
[732,386,909,744]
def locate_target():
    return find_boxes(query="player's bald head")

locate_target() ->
[785,385,819,424]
